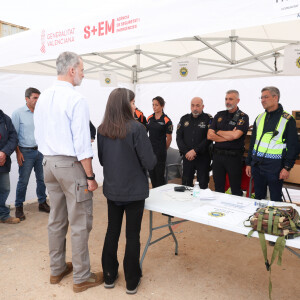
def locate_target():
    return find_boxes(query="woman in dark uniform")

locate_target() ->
[147,96,173,188]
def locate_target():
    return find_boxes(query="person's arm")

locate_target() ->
[279,117,299,181]
[207,113,228,142]
[166,119,173,150]
[207,129,228,142]
[176,119,189,155]
[1,115,18,157]
[217,128,244,141]
[80,158,98,191]
[16,146,25,166]
[282,117,298,169]
[97,132,103,166]
[135,125,157,170]
[72,99,97,191]
[11,111,20,136]
[245,121,257,167]
[166,134,172,149]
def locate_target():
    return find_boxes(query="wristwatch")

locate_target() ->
[284,166,291,172]
[86,173,95,180]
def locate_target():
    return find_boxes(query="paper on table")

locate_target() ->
[164,190,193,201]
[188,204,250,226]
[199,189,215,200]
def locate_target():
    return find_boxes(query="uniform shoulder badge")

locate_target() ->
[184,121,190,127]
[177,123,181,130]
[237,119,245,126]
[218,117,222,123]
[282,112,291,120]
[240,112,245,116]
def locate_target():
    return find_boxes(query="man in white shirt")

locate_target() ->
[34,52,103,293]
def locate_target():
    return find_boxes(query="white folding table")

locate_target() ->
[140,184,300,269]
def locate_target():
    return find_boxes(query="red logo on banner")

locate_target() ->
[84,16,140,39]
[40,29,46,53]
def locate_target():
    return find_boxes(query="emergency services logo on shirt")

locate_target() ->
[209,212,225,217]
[296,57,300,68]
[237,119,245,126]
[218,117,222,122]
[177,123,181,130]
[184,121,189,127]
[179,67,188,77]
[105,78,111,84]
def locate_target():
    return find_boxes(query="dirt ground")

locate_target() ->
[1,187,300,300]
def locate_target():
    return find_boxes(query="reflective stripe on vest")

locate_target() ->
[253,111,289,159]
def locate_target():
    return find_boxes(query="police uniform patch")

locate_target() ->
[198,122,206,128]
[282,113,291,120]
[237,119,244,126]
[184,121,189,127]
[168,125,173,132]
[177,123,181,130]
[218,117,222,123]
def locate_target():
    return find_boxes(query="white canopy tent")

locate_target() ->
[0,0,300,83]
[1,0,300,205]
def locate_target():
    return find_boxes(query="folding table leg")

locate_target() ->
[168,216,178,255]
[140,211,153,271]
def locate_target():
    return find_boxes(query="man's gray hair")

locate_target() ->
[226,90,239,98]
[261,86,280,101]
[56,52,81,75]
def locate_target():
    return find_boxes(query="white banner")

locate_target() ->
[283,44,300,75]
[0,0,299,68]
[171,57,198,81]
[99,71,118,87]
[273,0,300,16]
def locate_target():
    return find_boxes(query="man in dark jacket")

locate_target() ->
[176,97,213,188]
[0,109,20,224]
[245,86,298,202]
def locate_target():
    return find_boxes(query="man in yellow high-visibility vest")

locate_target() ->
[245,86,298,202]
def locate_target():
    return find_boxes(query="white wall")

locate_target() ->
[1,72,300,205]
[136,76,300,149]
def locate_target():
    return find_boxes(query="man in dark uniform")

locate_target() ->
[245,86,298,202]
[134,108,147,128]
[208,90,249,196]
[176,97,213,188]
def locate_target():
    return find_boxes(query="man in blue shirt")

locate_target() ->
[12,87,49,221]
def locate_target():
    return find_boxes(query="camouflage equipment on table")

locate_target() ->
[244,206,300,300]
[249,206,300,237]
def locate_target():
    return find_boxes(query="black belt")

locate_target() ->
[214,148,242,157]
[20,146,38,150]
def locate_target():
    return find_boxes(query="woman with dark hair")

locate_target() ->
[97,88,156,294]
[147,96,173,188]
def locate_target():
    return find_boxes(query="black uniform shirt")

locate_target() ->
[176,112,212,155]
[210,108,249,150]
[147,112,173,160]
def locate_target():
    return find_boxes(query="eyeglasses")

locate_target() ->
[260,95,275,100]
